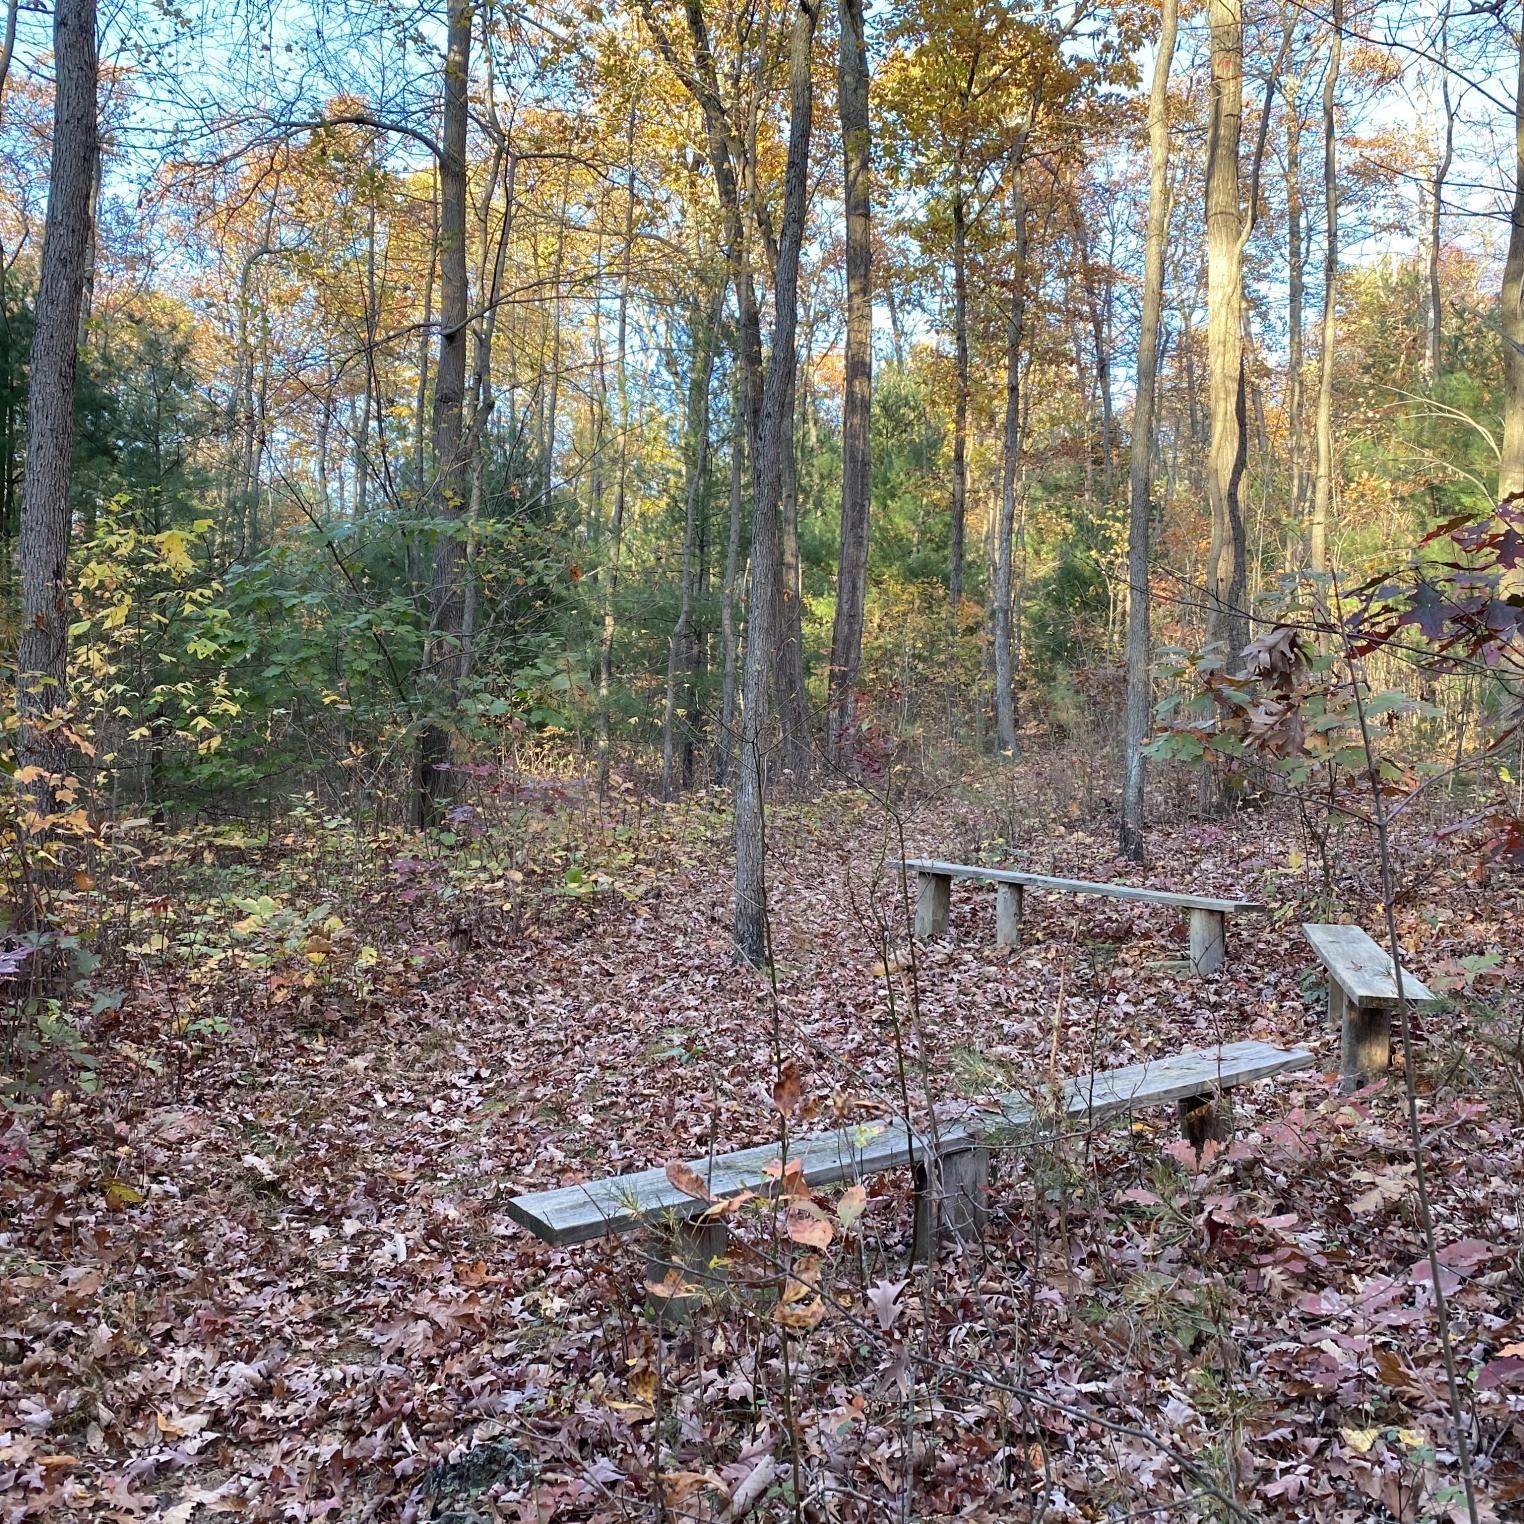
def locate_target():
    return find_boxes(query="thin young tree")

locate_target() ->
[415,0,473,828]
[16,0,99,824]
[826,0,872,767]
[1120,0,1178,862]
[1500,24,1524,503]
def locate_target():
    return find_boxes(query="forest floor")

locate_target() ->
[3,747,1523,1523]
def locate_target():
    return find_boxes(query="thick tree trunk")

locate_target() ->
[1205,0,1248,670]
[1499,35,1524,502]
[414,0,471,829]
[1121,0,1178,864]
[1309,0,1342,585]
[827,0,871,767]
[16,0,98,817]
[734,0,816,967]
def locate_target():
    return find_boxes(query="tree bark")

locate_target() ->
[827,0,871,767]
[1121,0,1178,864]
[714,363,745,786]
[596,105,639,798]
[1285,54,1305,547]
[662,278,725,798]
[734,0,817,967]
[1309,0,1341,584]
[1204,0,1248,667]
[16,0,98,817]
[949,189,970,613]
[414,0,472,829]
[993,155,1030,757]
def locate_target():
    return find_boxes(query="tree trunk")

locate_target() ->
[596,106,638,799]
[949,189,970,612]
[827,0,871,767]
[715,364,745,786]
[1426,16,1453,386]
[414,0,471,829]
[1499,34,1524,501]
[662,279,725,798]
[734,0,816,967]
[775,363,811,781]
[1205,0,1248,671]
[1285,77,1306,561]
[16,0,97,820]
[993,159,1030,756]
[1121,0,1178,864]
[1309,0,1341,585]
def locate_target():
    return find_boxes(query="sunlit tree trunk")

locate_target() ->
[1309,0,1342,584]
[827,0,871,767]
[1204,0,1248,670]
[1121,0,1177,864]
[415,0,472,829]
[16,0,97,822]
[734,0,816,967]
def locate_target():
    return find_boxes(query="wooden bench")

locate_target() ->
[505,1039,1314,1288]
[892,858,1267,975]
[1302,923,1440,1091]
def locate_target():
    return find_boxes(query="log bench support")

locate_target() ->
[1302,923,1440,1093]
[995,883,1024,948]
[645,1219,728,1322]
[915,870,951,939]
[895,859,1263,975]
[505,1040,1315,1299]
[1188,909,1226,976]
[912,1143,990,1260]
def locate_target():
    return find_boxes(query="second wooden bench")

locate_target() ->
[893,858,1267,975]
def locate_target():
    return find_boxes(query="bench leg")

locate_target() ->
[1177,1092,1229,1159]
[1339,1000,1389,1093]
[995,883,1024,948]
[911,1147,989,1261]
[645,1219,727,1323]
[914,871,952,940]
[1188,909,1226,976]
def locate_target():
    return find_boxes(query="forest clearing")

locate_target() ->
[3,0,1524,1518]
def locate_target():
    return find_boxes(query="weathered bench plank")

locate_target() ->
[1302,923,1439,1091]
[1301,924,1438,1008]
[506,1039,1314,1249]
